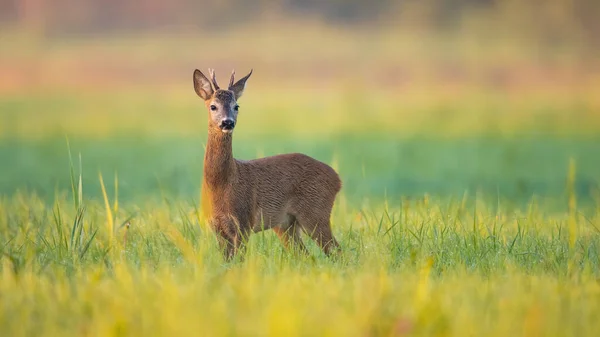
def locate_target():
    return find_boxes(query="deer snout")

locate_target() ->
[219,119,235,133]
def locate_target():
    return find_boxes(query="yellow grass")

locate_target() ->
[1,193,599,336]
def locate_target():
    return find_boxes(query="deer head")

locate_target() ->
[193,68,253,134]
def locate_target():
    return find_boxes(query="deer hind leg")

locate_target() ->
[296,213,340,257]
[307,221,340,256]
[272,215,308,254]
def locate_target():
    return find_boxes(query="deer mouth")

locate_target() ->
[219,119,235,133]
[220,124,234,133]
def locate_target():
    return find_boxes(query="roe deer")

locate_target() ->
[194,68,341,261]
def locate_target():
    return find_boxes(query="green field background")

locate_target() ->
[1,90,599,208]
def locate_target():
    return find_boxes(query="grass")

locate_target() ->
[1,90,600,336]
[1,129,600,336]
[1,185,600,336]
[1,90,599,207]
[2,135,600,208]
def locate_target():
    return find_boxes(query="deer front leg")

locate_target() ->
[212,216,250,262]
[215,229,235,261]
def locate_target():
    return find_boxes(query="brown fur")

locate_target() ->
[194,68,342,261]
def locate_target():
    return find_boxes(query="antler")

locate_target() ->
[208,68,220,90]
[228,70,235,88]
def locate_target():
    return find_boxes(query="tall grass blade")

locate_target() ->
[99,172,114,241]
[77,207,86,248]
[70,206,85,251]
[65,137,79,210]
[79,229,98,259]
[200,178,212,229]
[78,153,83,206]
[113,171,119,223]
[52,202,68,251]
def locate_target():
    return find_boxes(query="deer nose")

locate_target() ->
[219,119,235,131]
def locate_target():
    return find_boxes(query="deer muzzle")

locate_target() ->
[219,119,235,133]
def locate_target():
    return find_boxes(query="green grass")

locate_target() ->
[1,134,599,209]
[1,187,600,336]
[1,130,600,335]
[1,74,600,335]
[1,89,600,208]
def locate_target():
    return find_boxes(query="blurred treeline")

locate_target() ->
[2,0,599,49]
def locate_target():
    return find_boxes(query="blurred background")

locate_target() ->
[0,0,599,208]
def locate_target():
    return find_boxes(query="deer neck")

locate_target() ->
[203,128,236,189]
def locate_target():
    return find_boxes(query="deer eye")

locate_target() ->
[234,105,239,111]
[210,105,217,111]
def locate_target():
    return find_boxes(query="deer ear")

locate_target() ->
[229,69,252,100]
[193,69,214,100]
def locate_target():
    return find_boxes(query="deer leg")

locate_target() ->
[297,214,340,257]
[309,223,340,257]
[232,227,251,261]
[213,217,250,262]
[273,221,308,254]
[216,232,235,261]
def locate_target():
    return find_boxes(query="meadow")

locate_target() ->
[1,24,600,336]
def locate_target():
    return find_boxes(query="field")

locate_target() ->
[2,23,600,336]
